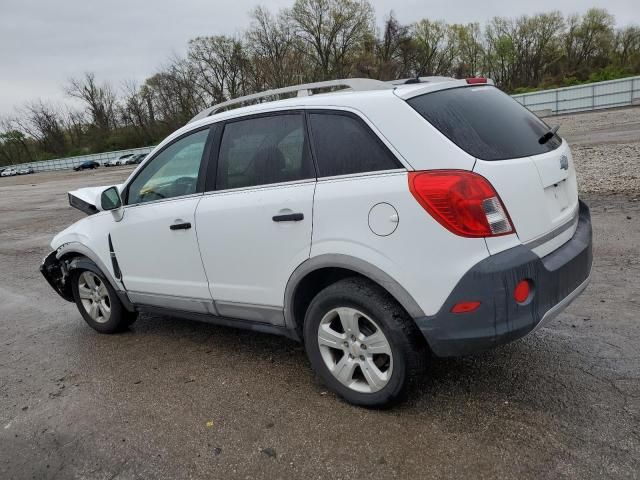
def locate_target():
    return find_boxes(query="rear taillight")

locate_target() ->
[466,77,488,84]
[408,170,514,238]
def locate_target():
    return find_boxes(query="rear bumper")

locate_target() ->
[415,200,593,357]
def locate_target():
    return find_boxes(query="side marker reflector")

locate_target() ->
[514,280,531,304]
[451,301,481,314]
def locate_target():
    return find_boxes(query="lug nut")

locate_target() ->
[359,355,365,361]
[361,344,367,350]
[343,341,349,347]
[350,335,356,341]
[348,354,354,359]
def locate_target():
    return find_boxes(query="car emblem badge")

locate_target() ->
[559,155,569,170]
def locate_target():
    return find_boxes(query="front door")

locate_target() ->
[111,127,214,312]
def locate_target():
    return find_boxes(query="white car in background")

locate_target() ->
[1,168,18,177]
[40,77,592,407]
[105,154,134,167]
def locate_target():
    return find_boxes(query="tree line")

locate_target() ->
[1,1,639,167]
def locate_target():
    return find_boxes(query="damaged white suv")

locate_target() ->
[41,77,592,407]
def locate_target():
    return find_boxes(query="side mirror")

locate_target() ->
[100,186,122,211]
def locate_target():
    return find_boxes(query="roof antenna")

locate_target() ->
[404,74,421,85]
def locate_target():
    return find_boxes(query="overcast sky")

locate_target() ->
[1,0,638,117]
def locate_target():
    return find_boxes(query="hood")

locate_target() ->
[68,184,123,215]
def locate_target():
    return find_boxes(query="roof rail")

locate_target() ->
[189,78,392,123]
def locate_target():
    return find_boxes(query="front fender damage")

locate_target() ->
[40,249,135,312]
[40,250,74,302]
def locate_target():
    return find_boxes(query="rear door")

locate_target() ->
[406,85,579,252]
[195,112,316,325]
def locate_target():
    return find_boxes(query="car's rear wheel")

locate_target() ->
[303,277,426,407]
[71,264,137,333]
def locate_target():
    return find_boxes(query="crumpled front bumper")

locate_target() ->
[415,200,593,357]
[40,250,74,302]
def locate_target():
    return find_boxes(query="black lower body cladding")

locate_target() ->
[416,200,593,357]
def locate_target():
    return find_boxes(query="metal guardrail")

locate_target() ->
[3,76,640,174]
[3,146,155,174]
[511,76,640,116]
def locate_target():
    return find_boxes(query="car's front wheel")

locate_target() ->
[71,264,137,333]
[303,277,426,407]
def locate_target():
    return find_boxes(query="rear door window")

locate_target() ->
[308,112,403,177]
[407,86,561,161]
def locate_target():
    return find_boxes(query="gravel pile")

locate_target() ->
[551,107,640,195]
[570,143,640,195]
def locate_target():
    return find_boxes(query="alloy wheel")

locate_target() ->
[77,271,111,324]
[317,307,393,393]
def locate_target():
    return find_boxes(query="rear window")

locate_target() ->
[407,86,561,161]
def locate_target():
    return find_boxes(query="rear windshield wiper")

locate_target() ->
[538,125,560,144]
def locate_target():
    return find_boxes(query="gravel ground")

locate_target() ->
[0,108,639,479]
[553,107,640,195]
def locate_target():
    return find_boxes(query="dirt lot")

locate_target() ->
[1,108,639,479]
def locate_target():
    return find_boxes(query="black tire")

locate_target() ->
[70,261,137,334]
[303,277,426,407]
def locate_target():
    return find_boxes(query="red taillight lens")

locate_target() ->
[513,280,531,304]
[408,170,514,238]
[466,77,488,84]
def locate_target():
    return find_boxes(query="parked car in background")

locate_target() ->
[106,154,134,167]
[73,161,100,172]
[1,168,18,177]
[41,77,592,407]
[126,154,147,165]
[17,167,35,175]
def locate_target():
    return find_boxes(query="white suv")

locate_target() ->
[41,77,593,407]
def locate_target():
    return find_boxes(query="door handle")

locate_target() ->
[170,222,192,230]
[272,213,304,222]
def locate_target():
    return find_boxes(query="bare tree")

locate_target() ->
[289,0,375,79]
[613,26,640,68]
[565,9,615,73]
[484,17,517,88]
[247,7,306,89]
[375,11,414,79]
[412,20,458,76]
[66,73,118,132]
[144,58,207,130]
[0,117,34,164]
[14,101,67,155]
[452,23,484,78]
[61,108,86,148]
[187,36,251,105]
[121,80,156,143]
